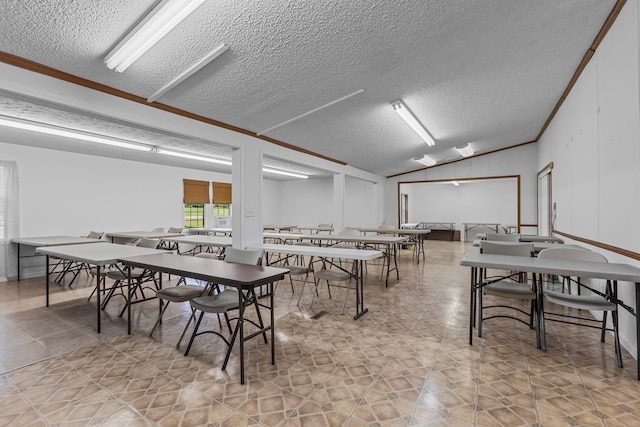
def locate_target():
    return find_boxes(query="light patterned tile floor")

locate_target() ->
[0,241,639,426]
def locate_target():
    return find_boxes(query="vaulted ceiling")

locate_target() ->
[0,0,620,178]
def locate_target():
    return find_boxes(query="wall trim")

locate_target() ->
[554,230,640,261]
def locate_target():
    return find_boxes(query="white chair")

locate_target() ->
[538,247,622,367]
[305,230,358,314]
[486,233,520,242]
[476,241,540,347]
[101,238,160,315]
[316,223,333,234]
[183,248,266,359]
[158,227,183,251]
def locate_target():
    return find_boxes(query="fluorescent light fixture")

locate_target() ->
[104,0,206,72]
[452,181,460,186]
[0,115,153,151]
[391,100,435,146]
[156,148,232,165]
[147,43,228,102]
[455,143,474,157]
[412,154,436,167]
[262,167,308,179]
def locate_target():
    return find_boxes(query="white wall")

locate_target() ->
[401,178,518,235]
[345,176,379,228]
[2,141,230,278]
[537,0,640,361]
[385,143,539,232]
[269,177,333,226]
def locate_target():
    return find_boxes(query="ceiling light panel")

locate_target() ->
[0,115,153,151]
[105,0,206,73]
[391,100,435,147]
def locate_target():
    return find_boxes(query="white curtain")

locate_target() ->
[0,161,19,281]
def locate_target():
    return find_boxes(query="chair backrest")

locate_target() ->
[338,229,360,236]
[138,237,160,248]
[486,233,520,242]
[318,223,332,228]
[194,252,220,260]
[223,247,264,265]
[538,247,607,263]
[151,227,164,232]
[480,241,533,257]
[87,231,104,239]
[167,227,183,233]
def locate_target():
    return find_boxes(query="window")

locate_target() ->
[213,203,230,216]
[184,203,205,228]
[183,179,210,229]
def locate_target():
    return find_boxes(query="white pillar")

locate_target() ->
[333,173,345,232]
[232,147,263,248]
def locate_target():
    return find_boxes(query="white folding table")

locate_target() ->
[256,243,382,319]
[354,227,431,263]
[460,252,640,379]
[37,242,168,333]
[105,230,184,244]
[11,236,106,281]
[262,233,407,285]
[161,234,232,255]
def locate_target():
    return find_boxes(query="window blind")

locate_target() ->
[213,182,232,204]
[183,179,210,204]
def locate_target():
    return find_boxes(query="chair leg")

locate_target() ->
[600,311,608,343]
[176,307,198,349]
[612,310,623,368]
[478,289,484,338]
[310,279,320,307]
[296,276,309,306]
[184,311,206,356]
[340,283,351,315]
[149,300,171,337]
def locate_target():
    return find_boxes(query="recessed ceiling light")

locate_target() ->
[412,155,436,166]
[455,143,474,157]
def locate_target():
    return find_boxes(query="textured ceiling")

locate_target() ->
[0,0,618,177]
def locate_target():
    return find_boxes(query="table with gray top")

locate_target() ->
[119,252,289,384]
[37,242,168,333]
[460,251,640,379]
[11,235,106,281]
[256,243,382,320]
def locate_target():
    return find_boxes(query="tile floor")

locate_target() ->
[1,241,639,426]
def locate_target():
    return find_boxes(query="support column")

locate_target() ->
[333,173,345,232]
[232,147,263,249]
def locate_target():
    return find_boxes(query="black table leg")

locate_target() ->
[96,265,101,333]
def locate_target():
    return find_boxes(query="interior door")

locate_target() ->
[537,163,553,236]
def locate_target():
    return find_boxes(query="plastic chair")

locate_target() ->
[485,233,520,242]
[538,247,622,367]
[183,248,266,361]
[159,227,183,251]
[102,238,160,314]
[476,241,540,346]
